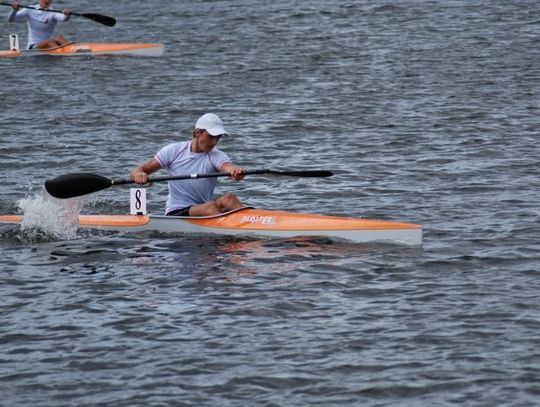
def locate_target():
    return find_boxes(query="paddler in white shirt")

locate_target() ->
[7,0,71,49]
[131,113,246,217]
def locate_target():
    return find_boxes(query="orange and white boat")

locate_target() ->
[0,41,164,57]
[0,207,423,245]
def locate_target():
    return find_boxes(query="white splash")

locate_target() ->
[17,189,84,240]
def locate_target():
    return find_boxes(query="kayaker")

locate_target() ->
[7,0,71,49]
[131,113,246,217]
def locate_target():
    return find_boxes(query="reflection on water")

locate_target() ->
[0,226,422,281]
[143,234,424,282]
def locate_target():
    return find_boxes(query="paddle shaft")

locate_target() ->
[112,169,333,186]
[0,2,116,26]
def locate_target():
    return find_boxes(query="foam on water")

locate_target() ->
[17,190,84,241]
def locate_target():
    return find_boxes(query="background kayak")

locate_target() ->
[0,41,164,57]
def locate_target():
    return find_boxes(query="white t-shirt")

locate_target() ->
[8,5,69,48]
[155,140,231,214]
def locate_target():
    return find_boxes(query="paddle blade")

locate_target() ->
[80,13,116,27]
[45,173,113,199]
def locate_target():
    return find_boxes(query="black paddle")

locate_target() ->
[45,169,334,199]
[0,2,116,27]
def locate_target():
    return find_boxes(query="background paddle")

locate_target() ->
[45,169,334,199]
[0,2,116,27]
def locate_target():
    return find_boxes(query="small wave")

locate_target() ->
[15,191,85,242]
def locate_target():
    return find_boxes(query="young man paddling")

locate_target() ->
[131,113,246,217]
[7,0,71,49]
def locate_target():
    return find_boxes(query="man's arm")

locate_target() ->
[131,158,162,184]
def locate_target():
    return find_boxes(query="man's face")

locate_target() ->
[194,129,221,153]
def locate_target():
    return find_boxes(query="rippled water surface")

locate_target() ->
[1,1,540,406]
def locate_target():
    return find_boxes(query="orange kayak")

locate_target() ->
[0,207,423,245]
[0,41,164,57]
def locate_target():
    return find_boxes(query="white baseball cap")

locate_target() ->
[195,113,228,136]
